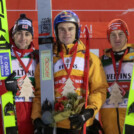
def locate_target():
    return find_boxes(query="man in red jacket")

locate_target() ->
[0,14,38,134]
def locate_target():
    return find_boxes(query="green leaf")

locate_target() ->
[53,110,72,122]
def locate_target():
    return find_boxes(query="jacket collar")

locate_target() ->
[11,42,35,57]
[53,40,86,55]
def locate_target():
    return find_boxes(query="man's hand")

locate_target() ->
[5,72,18,93]
[34,118,45,134]
[34,118,53,134]
[34,118,46,129]
[69,108,94,129]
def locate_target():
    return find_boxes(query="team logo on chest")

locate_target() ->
[65,58,70,64]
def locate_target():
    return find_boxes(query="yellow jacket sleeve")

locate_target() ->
[31,63,41,120]
[86,53,108,126]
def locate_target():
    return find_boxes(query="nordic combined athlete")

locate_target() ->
[0,14,38,134]
[100,19,134,134]
[31,10,108,134]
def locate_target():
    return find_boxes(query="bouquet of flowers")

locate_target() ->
[53,93,85,122]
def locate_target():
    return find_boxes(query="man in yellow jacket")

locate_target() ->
[31,10,108,134]
[100,19,134,134]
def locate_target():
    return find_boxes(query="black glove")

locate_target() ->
[34,118,53,134]
[34,118,45,134]
[69,108,94,129]
[5,72,18,93]
[34,118,45,129]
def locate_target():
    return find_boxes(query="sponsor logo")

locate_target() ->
[0,53,11,77]
[54,57,84,73]
[107,73,131,80]
[22,24,28,29]
[58,64,78,70]
[55,77,66,84]
[18,20,32,26]
[102,98,128,108]
[13,69,34,77]
[80,24,92,38]
[44,57,50,78]
[15,96,32,102]
[55,77,83,85]
[41,17,51,34]
[41,50,51,80]
[60,11,73,18]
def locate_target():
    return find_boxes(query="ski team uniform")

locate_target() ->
[100,44,134,134]
[31,40,108,129]
[0,46,38,134]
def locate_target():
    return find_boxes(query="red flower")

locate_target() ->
[54,102,64,112]
[58,96,68,102]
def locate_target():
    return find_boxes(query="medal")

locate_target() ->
[108,82,123,107]
[17,75,35,102]
[57,42,78,94]
[13,48,34,102]
[108,49,128,100]
[108,49,128,107]
[62,78,76,96]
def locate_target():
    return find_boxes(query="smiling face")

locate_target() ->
[57,22,76,45]
[110,30,127,52]
[13,30,33,49]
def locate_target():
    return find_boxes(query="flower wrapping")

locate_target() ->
[53,93,85,122]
